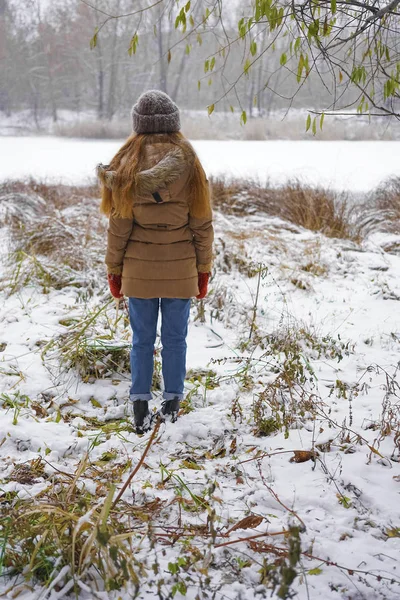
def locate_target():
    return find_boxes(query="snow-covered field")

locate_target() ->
[1,136,400,192]
[0,154,400,599]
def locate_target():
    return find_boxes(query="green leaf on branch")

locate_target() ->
[168,561,179,575]
[277,6,285,26]
[331,0,337,14]
[320,112,325,130]
[238,17,247,39]
[308,18,320,39]
[208,104,215,116]
[280,52,287,66]
[210,56,216,70]
[308,567,323,575]
[90,27,98,50]
[244,58,251,74]
[250,40,257,56]
[171,581,187,597]
[240,110,247,125]
[175,7,187,32]
[128,33,139,57]
[337,493,352,508]
[297,54,305,82]
[351,65,367,85]
[306,114,311,132]
[304,53,310,75]
[312,117,317,135]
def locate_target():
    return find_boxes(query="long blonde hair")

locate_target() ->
[99,132,211,220]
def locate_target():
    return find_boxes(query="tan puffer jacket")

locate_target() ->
[98,135,214,299]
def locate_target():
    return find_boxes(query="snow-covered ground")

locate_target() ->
[0,162,400,599]
[1,135,400,192]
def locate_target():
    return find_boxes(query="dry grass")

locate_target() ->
[211,177,361,240]
[53,119,131,139]
[280,184,358,239]
[0,180,105,292]
[0,179,99,211]
[2,176,399,276]
[367,177,400,235]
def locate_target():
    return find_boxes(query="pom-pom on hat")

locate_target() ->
[132,89,181,134]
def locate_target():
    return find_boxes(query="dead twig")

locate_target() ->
[112,419,161,508]
[256,462,307,531]
[215,529,288,549]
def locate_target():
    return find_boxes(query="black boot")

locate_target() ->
[161,397,180,423]
[133,400,151,434]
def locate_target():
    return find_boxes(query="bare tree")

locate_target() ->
[83,0,400,124]
[3,0,399,128]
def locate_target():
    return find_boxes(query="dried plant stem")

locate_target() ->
[112,419,161,509]
[299,550,400,585]
[239,449,304,464]
[215,529,288,549]
[249,265,263,341]
[256,462,307,531]
[66,453,89,504]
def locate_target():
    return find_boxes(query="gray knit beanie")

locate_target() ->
[131,90,181,134]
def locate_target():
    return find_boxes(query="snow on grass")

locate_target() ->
[2,136,400,192]
[0,185,400,599]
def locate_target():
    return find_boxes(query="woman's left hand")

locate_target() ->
[108,273,124,299]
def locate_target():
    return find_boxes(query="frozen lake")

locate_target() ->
[0,135,399,192]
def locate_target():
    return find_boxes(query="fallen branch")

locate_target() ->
[112,419,161,509]
[256,461,307,531]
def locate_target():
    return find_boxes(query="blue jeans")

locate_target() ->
[128,298,191,402]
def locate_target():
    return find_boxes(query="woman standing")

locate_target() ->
[97,90,214,434]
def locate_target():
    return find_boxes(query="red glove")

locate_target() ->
[196,272,210,299]
[107,273,123,299]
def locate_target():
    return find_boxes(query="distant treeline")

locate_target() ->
[0,0,336,123]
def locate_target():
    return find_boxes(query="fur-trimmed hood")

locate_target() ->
[97,137,195,199]
[98,132,210,220]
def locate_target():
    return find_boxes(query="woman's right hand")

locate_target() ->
[196,272,210,299]
[107,273,124,299]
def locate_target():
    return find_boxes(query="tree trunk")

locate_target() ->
[106,0,121,120]
[158,23,167,93]
[156,5,169,94]
[171,49,187,102]
[93,10,105,120]
[98,67,104,119]
[249,72,255,117]
[171,3,201,103]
